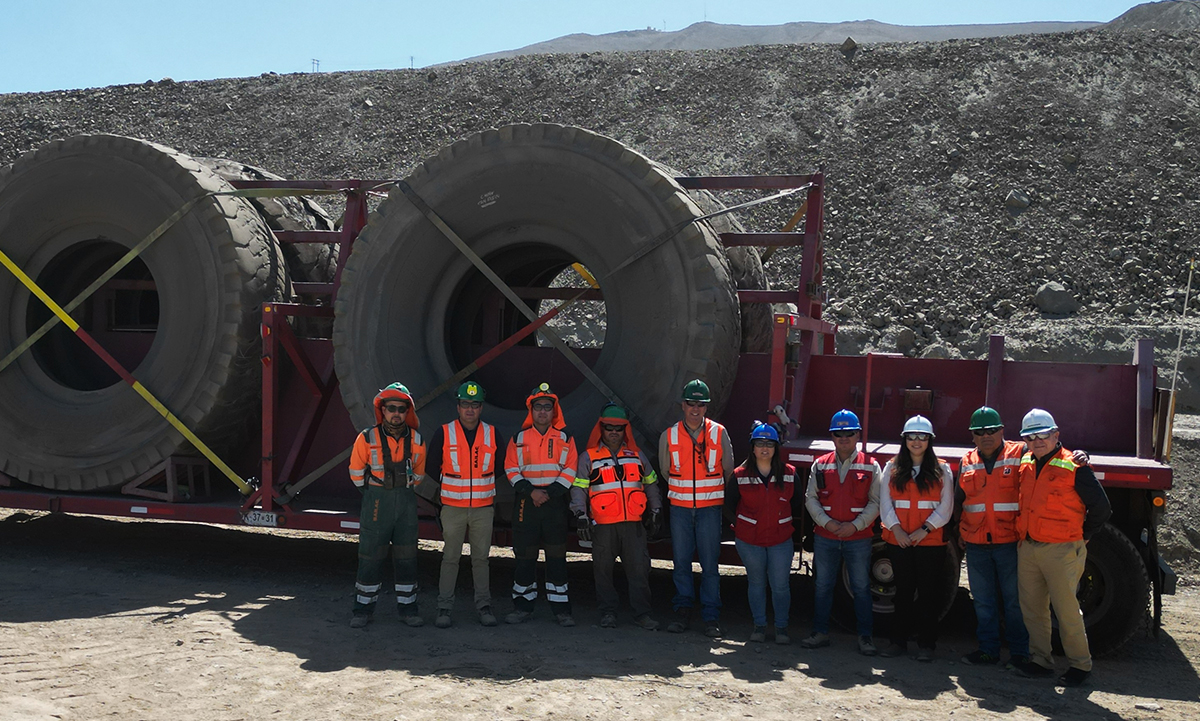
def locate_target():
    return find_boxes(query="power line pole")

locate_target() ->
[312,59,320,73]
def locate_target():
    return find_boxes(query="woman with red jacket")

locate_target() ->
[879,415,955,662]
[727,422,797,644]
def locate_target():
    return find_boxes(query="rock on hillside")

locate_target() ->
[1105,1,1200,31]
[1,29,1198,408]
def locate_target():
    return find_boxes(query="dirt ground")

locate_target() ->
[1,510,1197,721]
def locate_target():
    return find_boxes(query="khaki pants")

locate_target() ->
[1018,539,1091,671]
[437,505,494,611]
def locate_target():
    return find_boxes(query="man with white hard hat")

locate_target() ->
[1013,408,1111,688]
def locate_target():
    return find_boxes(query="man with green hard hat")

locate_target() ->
[659,378,735,637]
[423,381,505,628]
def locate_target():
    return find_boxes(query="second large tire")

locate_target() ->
[333,124,742,441]
[0,135,288,490]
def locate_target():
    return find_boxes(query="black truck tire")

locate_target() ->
[333,124,741,441]
[832,538,962,635]
[1058,523,1150,656]
[0,135,287,490]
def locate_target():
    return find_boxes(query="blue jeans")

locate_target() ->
[670,505,723,621]
[735,538,794,628]
[966,542,1029,657]
[812,534,874,636]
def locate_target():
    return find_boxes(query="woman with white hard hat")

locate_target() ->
[878,415,956,662]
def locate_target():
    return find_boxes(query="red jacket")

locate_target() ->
[731,463,796,547]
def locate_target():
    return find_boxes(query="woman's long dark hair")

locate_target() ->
[890,441,942,493]
[743,442,786,489]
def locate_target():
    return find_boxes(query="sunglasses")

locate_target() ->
[903,433,931,442]
[600,424,625,433]
[684,400,708,408]
[382,404,410,414]
[831,430,858,438]
[972,427,1002,437]
[458,401,483,409]
[752,439,776,448]
[1022,431,1056,441]
[531,403,555,412]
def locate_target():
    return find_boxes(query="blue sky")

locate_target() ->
[1,0,1138,94]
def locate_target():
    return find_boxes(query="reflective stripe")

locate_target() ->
[395,583,416,592]
[707,448,718,473]
[848,464,876,472]
[482,452,493,470]
[1049,458,1077,471]
[737,514,758,525]
[894,500,912,508]
[447,422,461,474]
[849,507,865,513]
[671,451,680,468]
[669,425,678,445]
[356,595,376,605]
[545,582,568,593]
[814,462,838,472]
[737,477,760,485]
[821,505,833,511]
[963,503,986,513]
[994,502,1020,512]
[778,516,792,524]
[917,500,938,509]
[961,463,985,473]
[782,474,795,483]
[546,594,569,603]
[441,487,496,500]
[995,458,1021,468]
[356,582,381,593]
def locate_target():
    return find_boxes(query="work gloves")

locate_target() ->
[574,512,593,543]
[644,509,662,537]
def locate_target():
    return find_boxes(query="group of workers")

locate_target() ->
[347,377,1112,689]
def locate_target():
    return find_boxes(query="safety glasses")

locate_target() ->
[600,424,625,433]
[531,403,555,412]
[457,401,483,409]
[971,427,1002,437]
[903,433,931,442]
[382,404,410,414]
[684,400,708,408]
[1022,431,1056,441]
[752,439,776,448]
[831,430,858,438]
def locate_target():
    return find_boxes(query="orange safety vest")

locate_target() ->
[349,426,425,488]
[506,426,576,489]
[440,420,497,508]
[811,450,876,542]
[1017,446,1086,543]
[666,419,726,508]
[882,470,946,547]
[958,440,1023,544]
[582,446,649,524]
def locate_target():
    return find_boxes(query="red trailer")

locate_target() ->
[0,128,1174,657]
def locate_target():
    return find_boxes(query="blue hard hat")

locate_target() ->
[829,409,862,432]
[750,421,780,444]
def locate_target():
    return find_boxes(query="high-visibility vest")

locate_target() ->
[958,440,1023,544]
[732,463,796,547]
[811,450,875,541]
[1017,446,1086,543]
[506,426,576,489]
[582,445,649,524]
[349,425,424,488]
[882,470,945,546]
[666,419,726,508]
[440,420,497,508]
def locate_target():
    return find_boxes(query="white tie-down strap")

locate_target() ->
[963,503,986,513]
[512,581,538,601]
[545,582,569,604]
[395,583,418,605]
[737,514,758,525]
[993,502,1020,512]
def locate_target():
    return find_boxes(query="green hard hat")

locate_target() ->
[599,403,628,421]
[382,382,411,395]
[969,406,1004,431]
[457,381,485,401]
[681,379,711,403]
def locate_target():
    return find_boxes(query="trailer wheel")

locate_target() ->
[333,124,741,440]
[832,539,961,634]
[0,135,287,490]
[1056,523,1149,656]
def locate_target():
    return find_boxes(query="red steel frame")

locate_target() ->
[0,172,1173,544]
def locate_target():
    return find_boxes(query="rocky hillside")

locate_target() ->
[1,28,1198,406]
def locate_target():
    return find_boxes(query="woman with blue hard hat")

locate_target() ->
[725,421,797,644]
[878,415,956,661]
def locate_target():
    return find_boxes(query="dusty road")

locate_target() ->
[1,510,1197,721]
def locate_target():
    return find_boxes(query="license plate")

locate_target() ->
[243,510,279,527]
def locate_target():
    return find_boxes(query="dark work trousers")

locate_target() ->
[887,544,947,649]
[354,484,420,617]
[593,520,652,618]
[511,493,571,614]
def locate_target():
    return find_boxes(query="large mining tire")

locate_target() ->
[832,538,962,634]
[0,135,288,490]
[1057,523,1150,656]
[333,124,741,442]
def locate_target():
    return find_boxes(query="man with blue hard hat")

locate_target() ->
[801,409,882,655]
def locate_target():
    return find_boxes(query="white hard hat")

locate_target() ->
[1020,408,1058,436]
[901,415,935,437]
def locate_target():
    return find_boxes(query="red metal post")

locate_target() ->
[1135,339,1154,459]
[768,314,793,428]
[862,352,874,452]
[985,334,1005,411]
[258,304,278,512]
